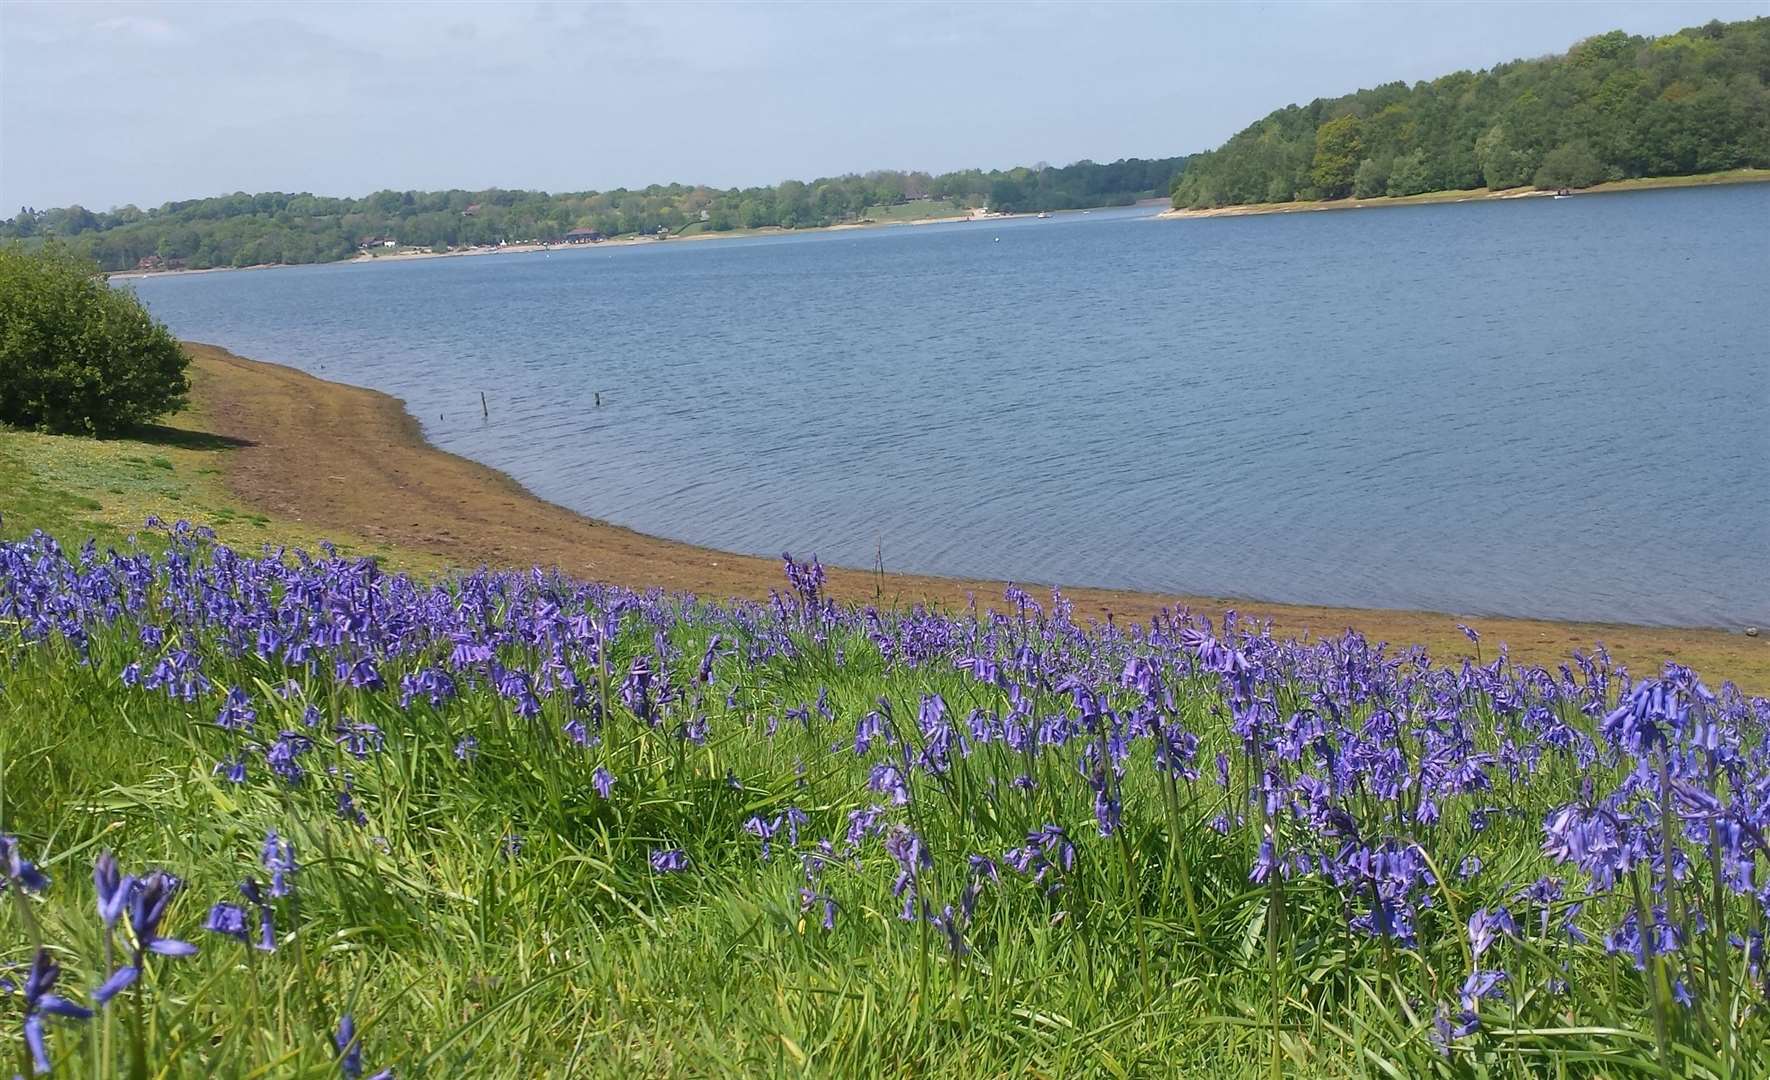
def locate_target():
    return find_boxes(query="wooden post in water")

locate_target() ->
[480,391,488,418]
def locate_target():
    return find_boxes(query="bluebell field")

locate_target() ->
[1,520,1767,1077]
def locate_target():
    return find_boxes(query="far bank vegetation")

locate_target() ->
[1173,17,1770,209]
[1,157,1187,274]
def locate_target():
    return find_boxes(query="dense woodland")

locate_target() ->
[1172,17,1770,208]
[0,157,1185,272]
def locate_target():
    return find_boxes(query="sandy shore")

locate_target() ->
[109,208,1060,281]
[181,342,1767,688]
[1158,169,1770,222]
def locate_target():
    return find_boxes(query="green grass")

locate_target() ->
[2,530,1764,1077]
[860,199,967,223]
[674,201,967,239]
[0,422,428,571]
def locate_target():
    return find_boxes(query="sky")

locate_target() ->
[2,0,1762,212]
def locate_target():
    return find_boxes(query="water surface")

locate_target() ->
[128,186,1770,627]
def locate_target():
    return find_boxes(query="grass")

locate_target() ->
[860,199,967,223]
[0,416,434,575]
[0,529,1765,1077]
[3,362,1766,1075]
[674,201,968,239]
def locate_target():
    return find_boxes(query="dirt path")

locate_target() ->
[185,343,1768,690]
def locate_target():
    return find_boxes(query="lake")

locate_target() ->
[127,185,1770,628]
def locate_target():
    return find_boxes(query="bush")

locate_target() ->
[1534,141,1607,189]
[1352,155,1392,198]
[0,244,189,435]
[1386,149,1437,197]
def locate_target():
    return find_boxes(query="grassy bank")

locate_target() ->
[2,529,1766,1077]
[4,346,1769,1076]
[0,364,429,572]
[1162,168,1770,220]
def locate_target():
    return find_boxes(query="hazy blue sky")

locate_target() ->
[2,0,1761,211]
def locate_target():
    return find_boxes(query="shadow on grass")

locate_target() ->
[113,423,255,451]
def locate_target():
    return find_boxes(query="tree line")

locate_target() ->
[1,157,1186,273]
[1172,16,1770,209]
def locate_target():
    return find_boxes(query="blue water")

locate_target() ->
[126,186,1770,628]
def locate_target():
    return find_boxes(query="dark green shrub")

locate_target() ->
[0,244,189,435]
[1534,142,1607,190]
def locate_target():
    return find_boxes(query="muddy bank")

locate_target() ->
[184,343,1767,687]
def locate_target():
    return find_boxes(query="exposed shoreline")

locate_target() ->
[106,202,1149,281]
[1158,168,1770,221]
[179,342,1767,688]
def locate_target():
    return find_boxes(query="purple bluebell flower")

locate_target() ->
[1467,907,1517,961]
[1,835,51,893]
[453,735,479,762]
[843,806,885,850]
[11,949,92,1075]
[238,879,278,951]
[591,767,615,799]
[799,887,839,930]
[867,763,910,805]
[336,776,368,827]
[852,710,887,756]
[783,806,808,846]
[262,832,298,898]
[204,902,251,943]
[94,869,197,1004]
[1460,969,1508,1013]
[883,826,932,920]
[650,848,689,874]
[335,1014,393,1080]
[214,686,257,731]
[94,851,133,928]
[267,731,313,787]
[334,719,384,759]
[1092,781,1122,838]
[930,904,968,956]
[744,815,780,861]
[214,753,249,784]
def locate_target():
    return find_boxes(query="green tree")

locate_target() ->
[1386,150,1436,196]
[1476,125,1535,189]
[1170,15,1770,210]
[1353,155,1392,198]
[1534,141,1607,188]
[0,245,190,434]
[1310,115,1364,198]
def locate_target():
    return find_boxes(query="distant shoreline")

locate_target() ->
[1158,168,1770,221]
[106,201,1158,281]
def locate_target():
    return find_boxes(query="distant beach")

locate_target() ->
[104,204,1123,281]
[1158,167,1770,221]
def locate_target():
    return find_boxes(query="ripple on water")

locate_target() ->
[127,188,1770,627]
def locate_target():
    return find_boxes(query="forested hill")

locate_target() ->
[1172,17,1770,209]
[0,156,1185,273]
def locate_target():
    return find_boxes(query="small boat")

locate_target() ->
[1036,212,1050,219]
[1552,187,1573,199]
